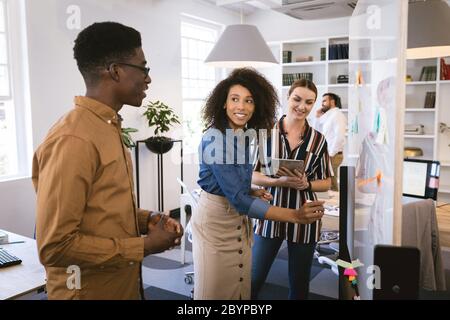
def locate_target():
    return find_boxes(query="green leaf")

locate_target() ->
[121,127,138,149]
[142,100,180,136]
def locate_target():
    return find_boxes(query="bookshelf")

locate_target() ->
[406,81,437,85]
[265,36,350,116]
[262,39,450,202]
[405,56,450,201]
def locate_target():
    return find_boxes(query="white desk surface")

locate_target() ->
[319,191,427,231]
[0,230,46,300]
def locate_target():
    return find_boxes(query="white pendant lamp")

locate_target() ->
[407,0,450,59]
[204,24,278,68]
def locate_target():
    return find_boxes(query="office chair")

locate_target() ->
[176,178,198,286]
[315,231,340,275]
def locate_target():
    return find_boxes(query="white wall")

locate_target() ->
[0,178,36,237]
[0,0,238,236]
[1,0,350,237]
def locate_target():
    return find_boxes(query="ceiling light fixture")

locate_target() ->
[407,0,450,59]
[204,6,278,68]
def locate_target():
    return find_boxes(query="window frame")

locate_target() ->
[180,14,223,154]
[0,0,33,181]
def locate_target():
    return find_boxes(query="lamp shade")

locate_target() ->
[205,24,278,68]
[407,0,450,59]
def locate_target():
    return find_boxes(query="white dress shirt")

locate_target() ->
[314,107,347,157]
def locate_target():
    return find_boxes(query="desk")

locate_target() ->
[320,191,368,231]
[318,194,446,291]
[0,230,46,300]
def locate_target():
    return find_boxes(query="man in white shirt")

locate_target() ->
[314,93,347,191]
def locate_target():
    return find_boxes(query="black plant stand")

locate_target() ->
[134,139,183,211]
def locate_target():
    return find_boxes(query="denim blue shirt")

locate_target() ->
[197,128,269,219]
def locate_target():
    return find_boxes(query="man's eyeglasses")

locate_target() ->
[110,62,150,77]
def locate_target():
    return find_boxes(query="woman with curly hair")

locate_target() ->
[192,68,325,300]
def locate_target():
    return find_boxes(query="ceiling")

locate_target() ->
[202,0,266,16]
[203,0,450,20]
[203,0,357,19]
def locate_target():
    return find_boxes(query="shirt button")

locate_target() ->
[239,277,243,282]
[238,237,242,242]
[107,120,112,124]
[238,250,243,254]
[129,262,134,266]
[237,226,241,230]
[239,264,243,268]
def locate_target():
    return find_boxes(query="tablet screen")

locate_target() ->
[271,158,305,175]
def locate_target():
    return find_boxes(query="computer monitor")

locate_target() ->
[403,159,440,200]
[338,166,358,300]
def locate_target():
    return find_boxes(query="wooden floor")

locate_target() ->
[437,203,450,249]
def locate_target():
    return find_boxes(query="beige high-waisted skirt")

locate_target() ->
[191,191,253,300]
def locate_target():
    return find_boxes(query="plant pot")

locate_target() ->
[145,136,174,154]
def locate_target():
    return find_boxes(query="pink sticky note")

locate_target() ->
[429,177,439,189]
[344,268,357,276]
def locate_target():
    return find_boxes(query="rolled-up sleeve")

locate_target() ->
[209,163,270,219]
[137,209,150,235]
[33,135,144,269]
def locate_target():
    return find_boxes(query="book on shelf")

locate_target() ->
[328,43,349,60]
[320,47,326,61]
[441,58,450,80]
[282,73,313,86]
[419,66,437,81]
[424,91,436,108]
[283,51,292,63]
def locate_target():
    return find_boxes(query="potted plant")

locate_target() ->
[142,100,180,154]
[121,127,138,149]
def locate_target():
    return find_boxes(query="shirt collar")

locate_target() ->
[74,96,121,125]
[322,107,338,118]
[278,115,311,139]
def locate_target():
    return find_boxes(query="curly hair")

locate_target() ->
[73,22,141,83]
[202,68,278,133]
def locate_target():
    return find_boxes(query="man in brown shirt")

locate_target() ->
[32,22,183,299]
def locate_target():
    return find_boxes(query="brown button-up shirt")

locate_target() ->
[32,96,150,299]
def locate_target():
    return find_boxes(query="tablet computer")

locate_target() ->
[271,158,305,175]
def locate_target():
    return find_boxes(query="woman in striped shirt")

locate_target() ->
[251,79,332,300]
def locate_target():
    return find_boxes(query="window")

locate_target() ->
[0,0,32,180]
[181,16,221,153]
[0,0,15,176]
